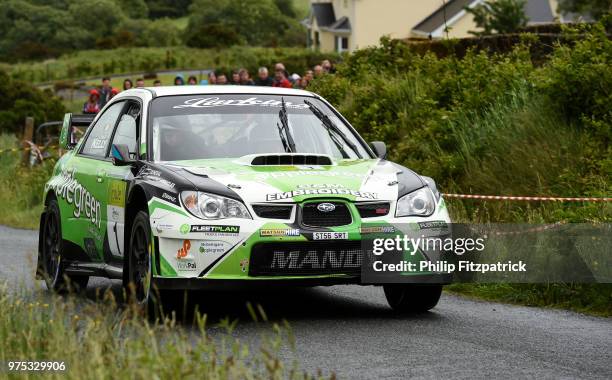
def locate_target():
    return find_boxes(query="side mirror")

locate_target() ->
[59,113,76,150]
[370,141,387,159]
[111,144,134,166]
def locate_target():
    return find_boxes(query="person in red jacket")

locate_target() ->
[272,68,292,88]
[83,89,101,114]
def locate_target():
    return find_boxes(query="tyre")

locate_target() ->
[125,210,155,308]
[383,284,443,313]
[40,198,89,292]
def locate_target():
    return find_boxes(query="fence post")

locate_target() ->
[22,117,34,166]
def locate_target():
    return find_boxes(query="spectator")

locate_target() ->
[275,62,294,83]
[290,73,301,88]
[321,60,333,73]
[272,68,292,88]
[153,80,162,87]
[255,67,273,86]
[123,79,133,91]
[99,77,112,108]
[174,75,185,86]
[217,74,228,85]
[239,68,255,85]
[231,70,241,85]
[188,75,198,85]
[313,65,323,77]
[110,88,119,99]
[304,70,314,83]
[135,78,145,88]
[83,89,101,114]
[208,71,217,85]
[298,70,314,89]
[274,62,286,73]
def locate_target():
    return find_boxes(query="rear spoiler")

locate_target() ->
[69,113,96,128]
[60,113,96,149]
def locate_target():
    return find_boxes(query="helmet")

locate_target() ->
[111,88,119,95]
[89,89,99,96]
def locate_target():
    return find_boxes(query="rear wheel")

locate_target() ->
[41,199,89,292]
[383,284,442,313]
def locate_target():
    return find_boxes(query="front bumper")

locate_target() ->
[149,197,452,282]
[152,273,453,290]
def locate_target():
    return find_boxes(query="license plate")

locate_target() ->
[313,232,348,240]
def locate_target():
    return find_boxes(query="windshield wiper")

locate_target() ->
[303,99,362,159]
[277,98,296,153]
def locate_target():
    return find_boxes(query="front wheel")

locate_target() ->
[125,211,153,306]
[383,284,443,313]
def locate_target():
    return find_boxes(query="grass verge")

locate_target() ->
[0,135,54,229]
[0,284,310,379]
[446,284,612,317]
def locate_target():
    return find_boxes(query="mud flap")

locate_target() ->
[35,211,46,280]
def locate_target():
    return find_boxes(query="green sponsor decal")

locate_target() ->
[180,224,190,234]
[47,169,102,228]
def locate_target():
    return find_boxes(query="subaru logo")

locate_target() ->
[317,203,336,213]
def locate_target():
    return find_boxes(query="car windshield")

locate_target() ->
[149,94,371,162]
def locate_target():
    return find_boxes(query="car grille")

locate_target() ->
[301,202,352,227]
[356,203,391,218]
[252,205,293,219]
[249,241,364,276]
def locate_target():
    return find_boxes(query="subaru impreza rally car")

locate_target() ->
[37,86,451,312]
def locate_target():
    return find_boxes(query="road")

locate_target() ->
[1,225,611,379]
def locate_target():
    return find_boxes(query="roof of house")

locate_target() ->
[412,0,587,37]
[525,0,555,23]
[412,0,473,35]
[328,16,351,32]
[312,3,336,27]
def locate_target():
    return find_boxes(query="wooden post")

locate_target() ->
[22,117,34,166]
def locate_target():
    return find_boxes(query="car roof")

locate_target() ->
[115,85,317,99]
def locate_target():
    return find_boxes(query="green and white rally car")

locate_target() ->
[38,86,450,312]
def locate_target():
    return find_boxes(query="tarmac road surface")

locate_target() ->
[1,225,610,379]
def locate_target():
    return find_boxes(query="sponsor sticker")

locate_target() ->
[180,224,190,235]
[260,229,301,237]
[162,193,177,203]
[190,225,240,235]
[177,259,197,272]
[418,221,449,230]
[108,181,125,207]
[199,240,229,255]
[312,232,348,240]
[266,189,377,201]
[48,169,102,228]
[359,226,396,234]
[270,249,362,270]
[240,259,249,273]
[173,97,310,110]
[176,240,191,259]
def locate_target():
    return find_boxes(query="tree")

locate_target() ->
[466,0,529,36]
[184,0,303,47]
[274,0,297,18]
[557,0,611,20]
[114,0,149,18]
[0,70,65,135]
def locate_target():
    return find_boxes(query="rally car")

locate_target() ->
[37,86,451,312]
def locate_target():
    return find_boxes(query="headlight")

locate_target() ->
[396,187,435,217]
[181,191,251,219]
